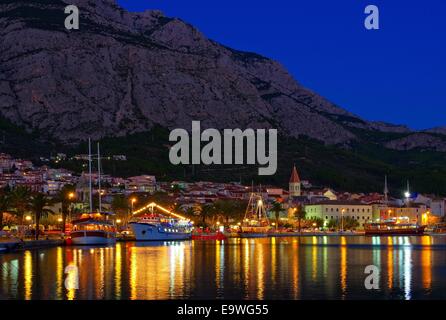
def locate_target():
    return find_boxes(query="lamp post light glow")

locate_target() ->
[25,216,32,222]
[116,219,122,224]
[341,209,346,233]
[131,198,137,214]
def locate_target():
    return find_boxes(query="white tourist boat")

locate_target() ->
[70,140,117,245]
[129,203,193,241]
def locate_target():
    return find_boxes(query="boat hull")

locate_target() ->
[192,232,227,240]
[130,223,191,241]
[238,233,269,238]
[365,227,426,236]
[70,231,116,245]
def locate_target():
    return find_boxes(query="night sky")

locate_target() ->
[117,0,446,130]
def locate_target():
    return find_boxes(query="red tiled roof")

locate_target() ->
[289,165,300,183]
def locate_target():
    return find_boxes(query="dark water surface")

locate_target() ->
[1,236,446,300]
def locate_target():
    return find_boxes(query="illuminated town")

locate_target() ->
[1,152,444,241]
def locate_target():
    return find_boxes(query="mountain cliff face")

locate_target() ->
[0,0,444,150]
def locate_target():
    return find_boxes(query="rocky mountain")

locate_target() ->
[1,0,443,149]
[385,133,446,152]
[425,127,446,136]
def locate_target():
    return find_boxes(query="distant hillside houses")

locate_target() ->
[0,153,445,226]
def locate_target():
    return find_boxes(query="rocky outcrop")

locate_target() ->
[0,0,358,144]
[385,133,446,152]
[425,127,446,136]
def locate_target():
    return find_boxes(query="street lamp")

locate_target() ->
[25,215,32,222]
[341,209,346,233]
[131,198,137,214]
[116,219,122,224]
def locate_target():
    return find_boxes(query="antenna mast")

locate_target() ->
[88,138,93,213]
[97,142,102,212]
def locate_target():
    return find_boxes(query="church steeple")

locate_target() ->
[289,165,301,197]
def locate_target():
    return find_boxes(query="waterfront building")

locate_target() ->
[378,203,430,225]
[305,200,373,227]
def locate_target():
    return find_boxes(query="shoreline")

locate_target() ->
[1,232,446,253]
[0,239,64,253]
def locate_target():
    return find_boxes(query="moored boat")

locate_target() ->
[129,203,193,241]
[70,213,117,245]
[364,221,426,236]
[69,139,117,246]
[238,192,272,238]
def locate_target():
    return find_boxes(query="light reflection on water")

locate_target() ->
[1,236,446,300]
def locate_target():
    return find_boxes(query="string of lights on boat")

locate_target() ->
[132,202,190,221]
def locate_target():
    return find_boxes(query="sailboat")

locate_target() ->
[70,140,117,245]
[238,191,271,238]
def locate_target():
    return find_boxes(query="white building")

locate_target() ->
[305,200,373,227]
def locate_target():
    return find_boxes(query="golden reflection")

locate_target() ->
[115,244,122,298]
[387,237,394,289]
[292,239,299,299]
[340,237,347,298]
[66,249,78,300]
[271,237,276,284]
[56,247,63,299]
[256,241,264,299]
[243,239,250,298]
[24,250,32,300]
[96,248,105,298]
[130,247,137,300]
[421,237,432,290]
[312,237,318,280]
[215,240,224,291]
[128,243,189,300]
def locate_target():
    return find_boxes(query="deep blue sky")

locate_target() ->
[117,0,445,130]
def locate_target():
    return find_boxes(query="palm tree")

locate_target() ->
[29,193,54,240]
[271,201,284,229]
[295,205,307,233]
[193,203,215,227]
[111,194,129,224]
[0,188,11,230]
[54,185,75,234]
[10,186,31,220]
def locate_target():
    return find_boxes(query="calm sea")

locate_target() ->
[1,236,446,300]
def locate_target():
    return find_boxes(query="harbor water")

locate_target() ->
[1,236,446,300]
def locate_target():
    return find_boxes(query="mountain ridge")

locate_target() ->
[1,0,443,149]
[0,0,446,196]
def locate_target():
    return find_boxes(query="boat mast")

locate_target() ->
[88,138,93,213]
[97,142,102,213]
